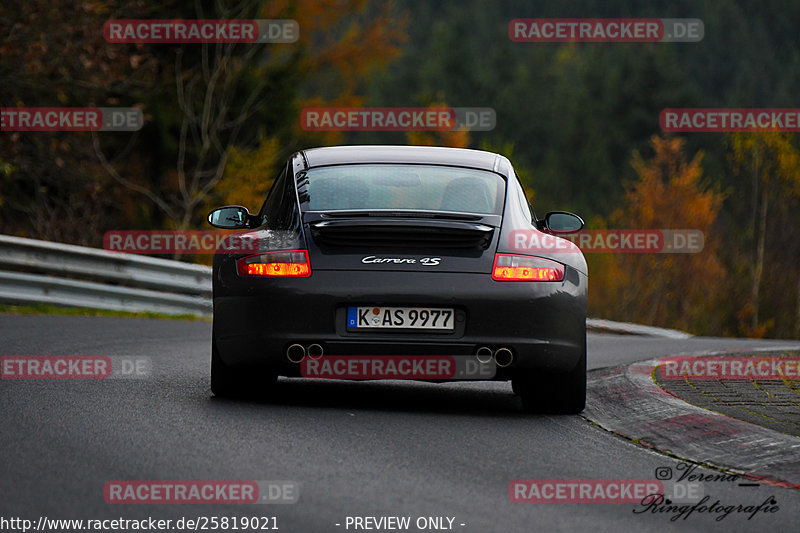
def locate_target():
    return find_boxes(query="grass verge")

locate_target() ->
[0,303,210,321]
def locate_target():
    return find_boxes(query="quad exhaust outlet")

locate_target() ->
[307,344,324,360]
[286,344,306,363]
[494,347,513,367]
[476,346,494,364]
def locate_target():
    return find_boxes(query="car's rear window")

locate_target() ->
[304,165,505,214]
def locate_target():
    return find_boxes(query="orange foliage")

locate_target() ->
[589,135,727,334]
[213,137,281,212]
[405,104,470,148]
[405,128,470,148]
[268,0,408,144]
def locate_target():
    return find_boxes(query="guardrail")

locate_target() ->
[0,234,693,336]
[0,235,212,316]
[585,318,691,339]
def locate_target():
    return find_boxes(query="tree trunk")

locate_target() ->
[795,274,800,339]
[751,182,768,330]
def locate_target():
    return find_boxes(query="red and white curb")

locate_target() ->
[583,347,800,489]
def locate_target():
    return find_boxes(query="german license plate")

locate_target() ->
[347,306,454,330]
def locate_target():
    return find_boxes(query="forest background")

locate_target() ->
[2,0,799,338]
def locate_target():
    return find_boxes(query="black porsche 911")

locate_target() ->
[207,145,587,413]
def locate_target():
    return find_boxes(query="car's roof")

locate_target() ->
[301,145,504,172]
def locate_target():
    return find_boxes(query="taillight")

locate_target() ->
[236,250,311,277]
[492,253,565,281]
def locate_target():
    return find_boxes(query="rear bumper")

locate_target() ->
[213,268,586,378]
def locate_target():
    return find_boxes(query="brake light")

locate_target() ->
[236,250,311,277]
[492,253,565,281]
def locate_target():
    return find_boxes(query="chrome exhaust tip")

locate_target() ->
[286,343,306,363]
[495,347,513,367]
[476,346,494,364]
[307,343,324,360]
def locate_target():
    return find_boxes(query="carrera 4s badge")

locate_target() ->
[361,256,441,266]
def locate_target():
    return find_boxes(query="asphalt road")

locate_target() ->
[1,314,799,532]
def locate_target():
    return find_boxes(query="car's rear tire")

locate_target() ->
[512,339,586,414]
[211,335,276,398]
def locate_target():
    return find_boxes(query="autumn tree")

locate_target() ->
[1,0,407,244]
[589,135,727,334]
[290,0,406,146]
[404,102,470,148]
[0,0,161,242]
[92,1,403,231]
[728,132,800,337]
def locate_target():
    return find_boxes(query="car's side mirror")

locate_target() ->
[538,211,584,234]
[207,206,262,229]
